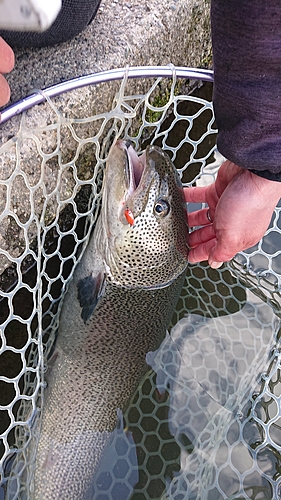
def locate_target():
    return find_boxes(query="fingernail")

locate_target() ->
[209,261,223,269]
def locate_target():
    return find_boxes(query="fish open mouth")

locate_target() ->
[115,140,149,226]
[123,140,146,194]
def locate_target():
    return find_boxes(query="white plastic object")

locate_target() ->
[0,0,62,32]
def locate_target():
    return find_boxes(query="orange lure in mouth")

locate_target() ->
[124,208,135,226]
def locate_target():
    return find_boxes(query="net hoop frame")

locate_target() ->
[0,65,213,125]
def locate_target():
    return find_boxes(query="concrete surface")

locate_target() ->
[4,0,211,104]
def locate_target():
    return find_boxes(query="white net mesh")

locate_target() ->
[0,66,280,499]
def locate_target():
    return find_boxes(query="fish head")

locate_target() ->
[99,140,189,288]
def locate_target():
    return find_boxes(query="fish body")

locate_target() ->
[33,140,189,499]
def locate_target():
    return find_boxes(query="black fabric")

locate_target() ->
[0,0,101,48]
[248,169,281,182]
[211,0,281,179]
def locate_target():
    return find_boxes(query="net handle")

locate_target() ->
[0,65,213,125]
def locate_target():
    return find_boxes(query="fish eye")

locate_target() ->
[154,198,170,217]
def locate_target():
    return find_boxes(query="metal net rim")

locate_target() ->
[0,65,213,125]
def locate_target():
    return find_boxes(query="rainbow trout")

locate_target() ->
[33,140,189,499]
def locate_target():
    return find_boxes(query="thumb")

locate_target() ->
[208,239,237,269]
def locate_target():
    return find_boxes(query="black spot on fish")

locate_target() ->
[77,272,105,324]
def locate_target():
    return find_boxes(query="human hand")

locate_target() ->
[184,160,281,268]
[0,37,14,107]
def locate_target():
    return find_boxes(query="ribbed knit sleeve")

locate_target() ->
[211,0,281,181]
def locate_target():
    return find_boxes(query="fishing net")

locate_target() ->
[0,65,280,500]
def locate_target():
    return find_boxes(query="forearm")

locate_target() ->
[211,0,281,181]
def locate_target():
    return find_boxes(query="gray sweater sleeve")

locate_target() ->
[211,0,281,181]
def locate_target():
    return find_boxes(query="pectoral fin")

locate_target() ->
[77,272,105,324]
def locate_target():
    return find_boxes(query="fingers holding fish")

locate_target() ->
[188,223,216,250]
[188,207,213,228]
[188,223,219,265]
[183,185,210,204]
[188,236,217,264]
